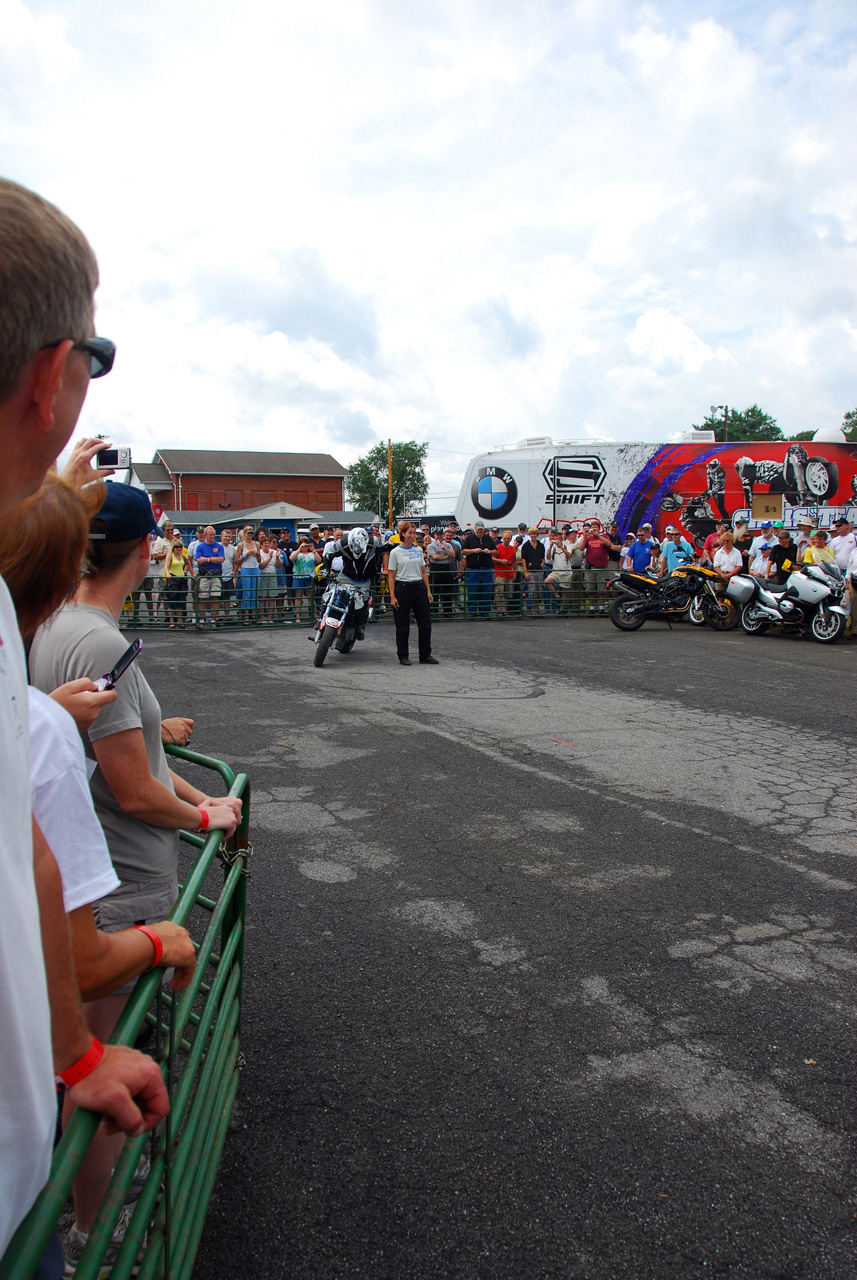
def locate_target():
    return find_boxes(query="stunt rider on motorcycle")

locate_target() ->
[321,527,386,640]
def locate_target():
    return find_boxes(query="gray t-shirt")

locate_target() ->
[221,543,237,582]
[387,544,426,583]
[29,605,178,883]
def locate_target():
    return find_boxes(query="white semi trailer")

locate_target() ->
[453,434,856,549]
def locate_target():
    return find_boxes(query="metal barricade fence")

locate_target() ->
[119,571,619,630]
[0,747,250,1280]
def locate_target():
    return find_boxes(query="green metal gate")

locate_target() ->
[0,747,250,1280]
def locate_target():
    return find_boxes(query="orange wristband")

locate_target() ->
[134,924,164,967]
[58,1036,105,1087]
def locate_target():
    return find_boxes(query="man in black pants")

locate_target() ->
[387,525,438,665]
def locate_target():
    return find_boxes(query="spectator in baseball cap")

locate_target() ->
[88,481,160,542]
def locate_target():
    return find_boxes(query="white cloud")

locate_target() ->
[4,0,856,501]
[625,308,733,373]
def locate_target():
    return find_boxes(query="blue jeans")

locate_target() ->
[466,568,494,615]
[238,566,261,610]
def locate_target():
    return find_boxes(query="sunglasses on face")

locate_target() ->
[41,335,116,378]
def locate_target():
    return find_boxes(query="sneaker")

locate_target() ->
[123,1153,151,1205]
[64,1204,142,1277]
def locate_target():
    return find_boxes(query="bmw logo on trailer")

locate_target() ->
[472,466,519,521]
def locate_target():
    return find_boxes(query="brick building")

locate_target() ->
[130,449,346,514]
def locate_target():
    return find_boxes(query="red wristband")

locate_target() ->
[58,1036,105,1087]
[195,806,209,832]
[134,924,164,967]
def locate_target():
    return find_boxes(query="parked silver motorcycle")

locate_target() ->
[726,561,848,644]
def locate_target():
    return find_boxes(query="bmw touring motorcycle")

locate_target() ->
[726,561,848,644]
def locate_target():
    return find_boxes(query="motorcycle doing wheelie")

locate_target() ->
[609,556,739,632]
[311,528,384,668]
[726,560,848,644]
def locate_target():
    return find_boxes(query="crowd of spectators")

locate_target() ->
[126,510,857,631]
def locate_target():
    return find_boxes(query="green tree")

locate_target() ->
[345,440,429,519]
[692,404,783,442]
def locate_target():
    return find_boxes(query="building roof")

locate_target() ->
[154,449,346,477]
[314,511,377,526]
[162,506,373,529]
[131,462,172,489]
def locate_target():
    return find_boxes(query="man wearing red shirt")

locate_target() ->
[581,523,612,614]
[492,529,518,615]
[702,521,728,565]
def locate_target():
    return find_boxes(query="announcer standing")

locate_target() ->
[387,525,438,666]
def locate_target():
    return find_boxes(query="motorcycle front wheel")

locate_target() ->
[687,596,706,627]
[609,594,647,631]
[810,610,846,644]
[740,604,769,636]
[313,625,336,667]
[701,595,740,631]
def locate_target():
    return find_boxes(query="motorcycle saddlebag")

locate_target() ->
[725,575,755,605]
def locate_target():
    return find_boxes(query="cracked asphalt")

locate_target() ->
[141,617,856,1279]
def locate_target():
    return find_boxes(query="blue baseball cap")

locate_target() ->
[90,482,159,542]
[760,521,772,529]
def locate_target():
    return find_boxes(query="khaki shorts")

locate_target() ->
[93,875,179,995]
[198,575,222,598]
[545,571,574,587]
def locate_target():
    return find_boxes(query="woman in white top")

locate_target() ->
[257,530,281,624]
[713,531,743,582]
[234,525,261,623]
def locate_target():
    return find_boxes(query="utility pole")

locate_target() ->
[387,439,393,529]
[710,404,729,442]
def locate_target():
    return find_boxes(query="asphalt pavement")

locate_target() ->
[141,615,856,1279]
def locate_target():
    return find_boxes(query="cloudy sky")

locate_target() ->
[2,0,855,507]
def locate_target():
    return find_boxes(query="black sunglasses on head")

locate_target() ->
[40,336,116,378]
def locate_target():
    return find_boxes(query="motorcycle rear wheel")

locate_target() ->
[702,595,740,631]
[740,604,769,636]
[313,625,336,667]
[687,596,706,627]
[609,594,647,631]
[338,635,356,653]
[810,610,845,644]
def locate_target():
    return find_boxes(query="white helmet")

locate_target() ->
[347,527,369,557]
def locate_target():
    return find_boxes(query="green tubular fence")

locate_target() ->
[0,747,251,1280]
[118,573,619,630]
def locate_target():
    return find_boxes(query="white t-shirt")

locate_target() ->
[830,532,857,572]
[387,544,426,583]
[0,580,55,1255]
[749,534,774,557]
[323,539,343,573]
[220,543,237,582]
[714,547,743,574]
[28,688,119,912]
